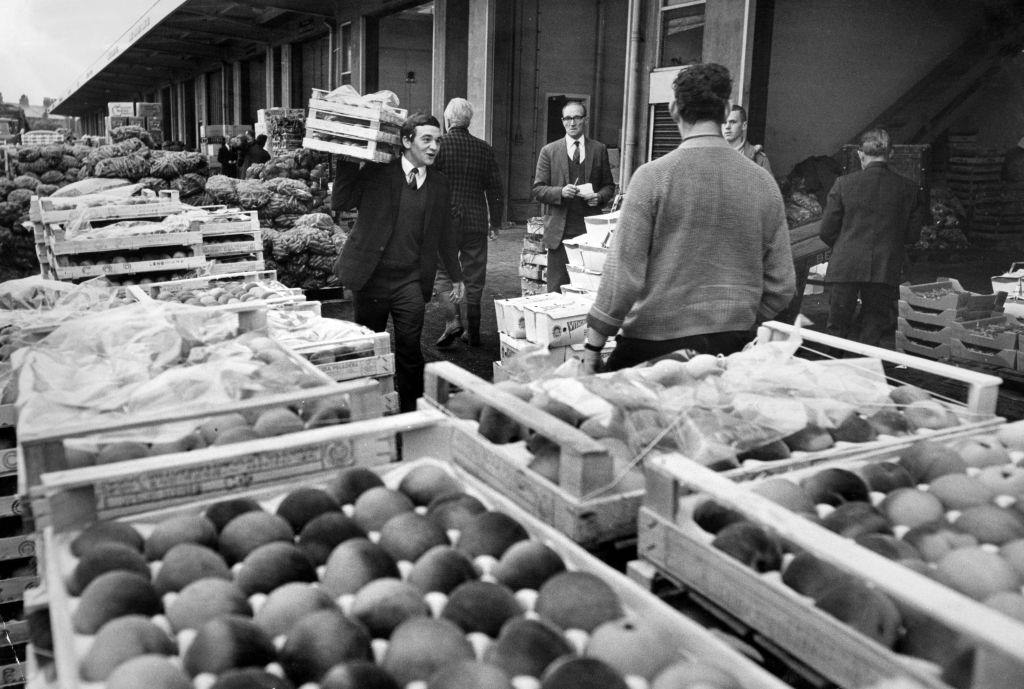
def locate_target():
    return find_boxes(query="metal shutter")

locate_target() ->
[648,103,681,160]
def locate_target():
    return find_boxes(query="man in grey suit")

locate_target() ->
[820,127,923,346]
[532,101,616,292]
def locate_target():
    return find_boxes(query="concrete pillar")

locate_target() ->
[196,73,207,142]
[176,82,187,143]
[220,63,229,124]
[266,45,275,107]
[232,62,243,124]
[431,0,446,119]
[466,0,495,141]
[703,0,757,106]
[281,44,292,108]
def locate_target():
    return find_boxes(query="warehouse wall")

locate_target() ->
[952,53,1024,152]
[763,0,988,176]
[378,13,434,115]
[498,0,628,221]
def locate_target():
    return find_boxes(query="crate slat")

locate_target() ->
[48,231,204,256]
[48,254,207,280]
[201,240,262,257]
[301,136,396,164]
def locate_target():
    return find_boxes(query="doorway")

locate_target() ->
[546,94,591,143]
[369,2,434,114]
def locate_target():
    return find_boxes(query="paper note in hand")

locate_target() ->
[576,182,594,197]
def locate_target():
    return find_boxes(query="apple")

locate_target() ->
[953,435,1011,469]
[800,468,869,506]
[856,461,915,493]
[879,488,945,529]
[977,464,1024,496]
[897,440,967,483]
[903,521,979,562]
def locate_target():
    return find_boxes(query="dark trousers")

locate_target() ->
[826,282,896,347]
[605,330,752,372]
[353,270,425,413]
[435,231,488,305]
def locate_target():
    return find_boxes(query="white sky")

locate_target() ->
[0,0,145,105]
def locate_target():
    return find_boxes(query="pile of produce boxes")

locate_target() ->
[519,217,547,295]
[493,291,610,377]
[423,322,1003,547]
[29,190,207,284]
[896,278,1006,360]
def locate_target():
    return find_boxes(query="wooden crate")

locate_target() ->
[190,209,259,238]
[201,237,262,258]
[134,269,303,305]
[725,322,1003,480]
[39,435,790,689]
[19,375,384,505]
[302,134,397,164]
[308,90,407,126]
[32,189,181,226]
[634,441,1024,689]
[207,256,265,275]
[304,111,402,146]
[421,362,630,548]
[47,253,207,281]
[288,332,394,382]
[46,230,203,257]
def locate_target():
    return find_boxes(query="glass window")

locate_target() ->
[659,1,705,68]
[340,22,352,86]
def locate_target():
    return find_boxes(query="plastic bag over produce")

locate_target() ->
[10,301,266,436]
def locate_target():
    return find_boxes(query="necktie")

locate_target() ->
[571,141,580,165]
[407,168,418,189]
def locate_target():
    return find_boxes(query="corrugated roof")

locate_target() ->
[51,0,337,116]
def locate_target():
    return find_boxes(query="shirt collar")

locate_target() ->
[565,134,586,150]
[401,155,424,185]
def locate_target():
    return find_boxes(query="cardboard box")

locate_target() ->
[894,331,949,360]
[897,300,996,327]
[107,102,135,117]
[899,278,1006,312]
[146,118,163,131]
[135,102,163,119]
[896,317,952,345]
[494,293,564,338]
[951,315,1024,351]
[567,265,602,291]
[583,210,619,245]
[126,116,146,128]
[526,301,590,348]
[499,333,570,366]
[950,338,1016,370]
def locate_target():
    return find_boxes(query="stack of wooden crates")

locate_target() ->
[301,89,406,164]
[29,191,207,283]
[190,209,264,275]
[896,278,1006,361]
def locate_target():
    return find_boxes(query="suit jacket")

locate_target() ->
[532,137,616,250]
[819,161,922,285]
[434,126,504,236]
[332,158,464,300]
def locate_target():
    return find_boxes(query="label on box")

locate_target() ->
[107,102,135,117]
[523,295,593,347]
[494,292,564,338]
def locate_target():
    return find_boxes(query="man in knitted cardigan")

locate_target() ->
[583,64,795,373]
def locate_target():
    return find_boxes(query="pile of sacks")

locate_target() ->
[261,212,348,290]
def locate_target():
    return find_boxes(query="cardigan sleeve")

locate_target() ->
[587,167,654,337]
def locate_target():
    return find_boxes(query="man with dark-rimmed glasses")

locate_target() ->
[532,101,615,292]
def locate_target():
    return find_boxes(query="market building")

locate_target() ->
[49,0,1024,222]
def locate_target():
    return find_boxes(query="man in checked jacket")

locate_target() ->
[432,98,505,347]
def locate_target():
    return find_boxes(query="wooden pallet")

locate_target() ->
[39,437,789,689]
[633,442,1024,689]
[420,362,630,548]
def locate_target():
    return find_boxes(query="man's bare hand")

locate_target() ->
[561,184,579,199]
[450,282,466,303]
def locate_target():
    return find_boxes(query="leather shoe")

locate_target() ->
[435,323,464,348]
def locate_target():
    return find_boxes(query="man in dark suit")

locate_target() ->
[333,113,465,412]
[820,127,922,346]
[532,101,616,292]
[432,97,504,348]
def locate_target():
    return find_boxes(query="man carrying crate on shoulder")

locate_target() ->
[332,113,465,412]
